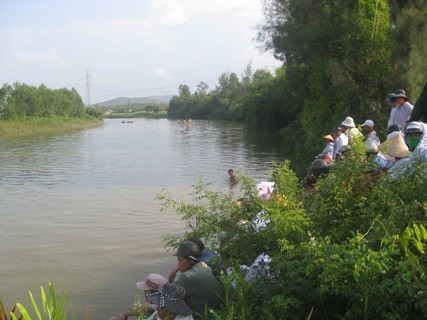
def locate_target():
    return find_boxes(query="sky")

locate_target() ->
[0,0,282,104]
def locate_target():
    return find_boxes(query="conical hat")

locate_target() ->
[386,134,411,158]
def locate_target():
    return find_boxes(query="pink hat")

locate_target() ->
[136,274,167,291]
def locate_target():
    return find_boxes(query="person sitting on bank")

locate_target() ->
[341,116,362,143]
[361,119,380,145]
[146,283,194,320]
[365,139,388,173]
[320,134,334,162]
[331,126,348,160]
[117,273,167,320]
[404,121,427,172]
[168,238,219,282]
[171,242,224,319]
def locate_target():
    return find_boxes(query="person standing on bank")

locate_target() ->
[361,119,380,145]
[171,242,224,319]
[386,92,398,128]
[391,89,413,130]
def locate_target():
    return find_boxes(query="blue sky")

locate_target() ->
[0,0,282,104]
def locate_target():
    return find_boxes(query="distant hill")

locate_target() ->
[95,95,173,107]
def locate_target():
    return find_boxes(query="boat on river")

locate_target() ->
[121,119,134,123]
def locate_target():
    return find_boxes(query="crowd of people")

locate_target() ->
[113,87,426,320]
[306,88,427,188]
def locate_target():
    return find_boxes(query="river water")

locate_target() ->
[0,118,285,319]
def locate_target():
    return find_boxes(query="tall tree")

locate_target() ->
[258,0,392,175]
[388,0,427,97]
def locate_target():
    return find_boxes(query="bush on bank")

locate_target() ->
[157,140,427,319]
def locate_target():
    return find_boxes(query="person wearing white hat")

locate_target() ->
[341,116,362,143]
[405,121,427,164]
[362,119,380,145]
[365,139,388,172]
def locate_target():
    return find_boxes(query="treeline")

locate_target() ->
[169,0,427,175]
[168,67,288,130]
[101,102,168,118]
[0,82,103,120]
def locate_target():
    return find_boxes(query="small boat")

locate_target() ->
[121,119,134,123]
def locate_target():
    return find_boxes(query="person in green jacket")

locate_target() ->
[172,242,224,319]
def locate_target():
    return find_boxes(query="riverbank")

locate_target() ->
[0,117,103,138]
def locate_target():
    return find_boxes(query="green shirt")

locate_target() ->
[175,262,223,318]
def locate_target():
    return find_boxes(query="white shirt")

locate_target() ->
[322,142,334,160]
[367,131,380,145]
[390,102,413,130]
[387,107,396,128]
[333,134,349,159]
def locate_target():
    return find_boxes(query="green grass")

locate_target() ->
[0,117,103,138]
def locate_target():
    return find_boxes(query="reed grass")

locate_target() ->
[0,117,103,138]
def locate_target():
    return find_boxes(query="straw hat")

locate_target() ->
[323,134,334,141]
[386,134,411,158]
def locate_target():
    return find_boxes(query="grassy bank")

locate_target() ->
[0,117,103,138]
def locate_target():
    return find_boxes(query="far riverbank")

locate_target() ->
[0,117,103,138]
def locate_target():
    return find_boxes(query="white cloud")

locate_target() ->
[153,0,188,25]
[152,0,262,26]
[0,0,281,102]
[155,67,173,79]
[15,48,69,68]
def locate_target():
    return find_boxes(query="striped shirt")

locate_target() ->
[389,102,413,130]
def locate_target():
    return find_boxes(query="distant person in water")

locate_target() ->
[228,169,237,184]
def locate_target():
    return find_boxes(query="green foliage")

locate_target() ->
[133,296,148,320]
[388,0,427,97]
[158,146,427,319]
[8,282,69,320]
[0,82,90,120]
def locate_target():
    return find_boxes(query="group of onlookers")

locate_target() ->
[307,88,427,187]
[113,87,426,319]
